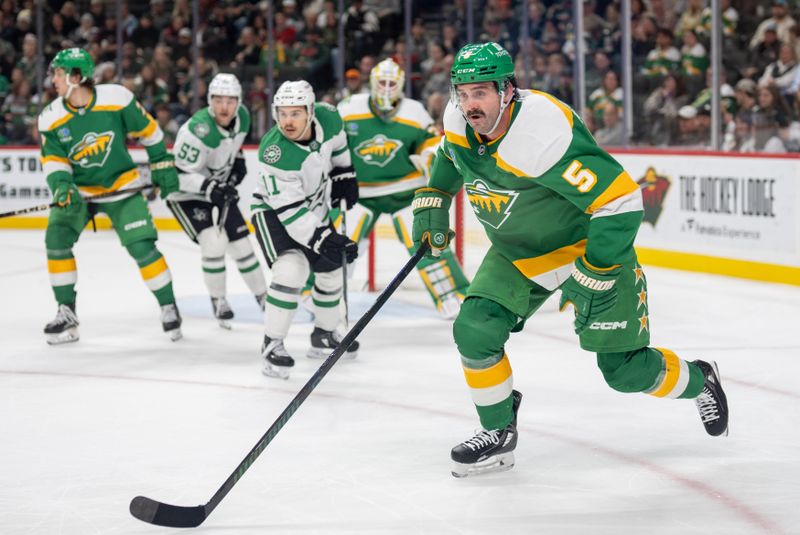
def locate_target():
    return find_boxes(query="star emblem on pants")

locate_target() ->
[632,264,644,285]
[637,289,647,309]
[638,312,649,334]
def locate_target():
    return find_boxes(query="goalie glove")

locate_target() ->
[559,256,621,334]
[412,187,454,257]
[150,154,180,199]
[329,165,359,210]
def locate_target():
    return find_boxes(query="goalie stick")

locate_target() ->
[129,243,430,528]
[0,184,156,219]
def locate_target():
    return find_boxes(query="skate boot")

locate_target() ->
[693,360,729,437]
[306,326,359,360]
[451,389,523,478]
[255,292,267,312]
[261,336,295,379]
[44,303,79,345]
[160,303,182,341]
[211,297,234,329]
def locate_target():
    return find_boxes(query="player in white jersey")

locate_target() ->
[166,74,267,327]
[250,80,359,379]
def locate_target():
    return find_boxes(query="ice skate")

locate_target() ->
[160,303,182,341]
[261,336,295,379]
[306,327,359,360]
[451,390,523,478]
[211,297,234,329]
[44,303,79,345]
[693,360,729,437]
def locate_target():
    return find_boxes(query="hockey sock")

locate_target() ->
[312,270,342,331]
[47,248,77,305]
[126,240,175,306]
[264,282,301,339]
[227,238,267,297]
[462,352,515,430]
[597,347,705,398]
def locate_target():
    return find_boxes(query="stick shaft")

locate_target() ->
[0,184,155,219]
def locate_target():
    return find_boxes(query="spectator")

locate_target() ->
[59,2,80,36]
[16,34,41,90]
[421,42,446,78]
[172,27,194,63]
[281,0,303,33]
[293,28,331,88]
[643,73,688,145]
[247,74,269,139]
[674,0,705,38]
[699,0,738,40]
[316,1,338,45]
[748,23,782,79]
[585,50,612,96]
[674,104,705,147]
[9,9,32,50]
[649,0,678,36]
[96,16,120,64]
[723,111,754,151]
[71,13,98,48]
[681,29,708,78]
[594,102,626,146]
[161,16,187,49]
[588,70,623,128]
[409,18,430,61]
[204,6,235,65]
[274,12,297,46]
[753,84,792,130]
[422,52,453,102]
[642,28,681,77]
[759,43,798,99]
[537,53,571,102]
[150,0,171,33]
[691,68,737,117]
[342,68,366,98]
[154,103,179,145]
[734,78,759,116]
[750,0,796,51]
[45,14,69,58]
[343,0,380,63]
[88,0,107,30]
[130,15,160,52]
[441,23,462,57]
[234,27,262,67]
[479,18,516,57]
[119,42,144,78]
[135,64,169,113]
[1,77,35,144]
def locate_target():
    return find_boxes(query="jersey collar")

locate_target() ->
[63,88,96,115]
[467,100,520,154]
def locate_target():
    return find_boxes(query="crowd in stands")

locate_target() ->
[2,0,800,152]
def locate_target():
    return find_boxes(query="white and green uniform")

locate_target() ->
[337,93,469,317]
[168,106,266,301]
[250,102,351,339]
[431,91,705,430]
[39,84,176,308]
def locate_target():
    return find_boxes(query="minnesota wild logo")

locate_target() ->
[68,131,115,168]
[354,134,404,167]
[465,179,518,229]
[636,166,670,226]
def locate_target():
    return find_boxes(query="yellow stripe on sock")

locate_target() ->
[463,354,512,389]
[649,348,682,398]
[48,258,76,273]
[140,256,168,280]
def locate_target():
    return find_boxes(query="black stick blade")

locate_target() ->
[130,496,207,528]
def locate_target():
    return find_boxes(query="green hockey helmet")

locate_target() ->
[450,42,515,90]
[50,48,95,81]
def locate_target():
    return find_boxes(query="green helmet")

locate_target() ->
[50,48,95,81]
[450,42,515,88]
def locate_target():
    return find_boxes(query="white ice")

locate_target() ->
[1,229,798,534]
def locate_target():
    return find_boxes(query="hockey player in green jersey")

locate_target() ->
[39,48,183,343]
[412,42,729,477]
[337,58,469,319]
[251,80,359,379]
[166,73,267,328]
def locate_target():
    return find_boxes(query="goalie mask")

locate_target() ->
[370,59,405,113]
[272,80,315,140]
[207,73,242,119]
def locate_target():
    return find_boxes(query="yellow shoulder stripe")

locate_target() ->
[46,113,74,132]
[393,116,422,129]
[343,113,374,122]
[130,118,158,139]
[529,90,574,128]
[41,155,70,166]
[444,130,470,149]
[586,171,639,214]
[93,105,124,112]
[416,136,440,154]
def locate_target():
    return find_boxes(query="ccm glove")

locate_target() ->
[150,154,180,199]
[412,187,454,257]
[228,154,247,185]
[558,256,621,335]
[310,226,358,271]
[203,179,239,207]
[52,181,83,212]
[329,165,359,210]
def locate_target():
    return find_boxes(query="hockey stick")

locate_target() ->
[216,199,230,233]
[129,243,430,529]
[340,198,349,330]
[0,184,156,219]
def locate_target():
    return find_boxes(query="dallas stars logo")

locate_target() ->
[354,134,404,167]
[68,131,115,168]
[636,166,671,227]
[465,179,518,230]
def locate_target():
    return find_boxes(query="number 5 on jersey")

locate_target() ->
[561,160,597,192]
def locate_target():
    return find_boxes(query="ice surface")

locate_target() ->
[1,229,798,534]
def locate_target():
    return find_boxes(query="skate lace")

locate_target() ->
[265,339,290,357]
[214,298,232,315]
[55,305,78,325]
[462,429,501,451]
[161,304,179,323]
[695,387,720,423]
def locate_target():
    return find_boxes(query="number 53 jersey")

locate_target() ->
[429,90,644,290]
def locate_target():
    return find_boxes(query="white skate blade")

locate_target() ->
[46,328,79,345]
[217,319,232,330]
[262,362,291,380]
[166,328,183,342]
[451,451,515,478]
[306,347,358,360]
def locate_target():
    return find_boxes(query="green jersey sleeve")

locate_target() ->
[428,141,464,196]
[118,90,167,161]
